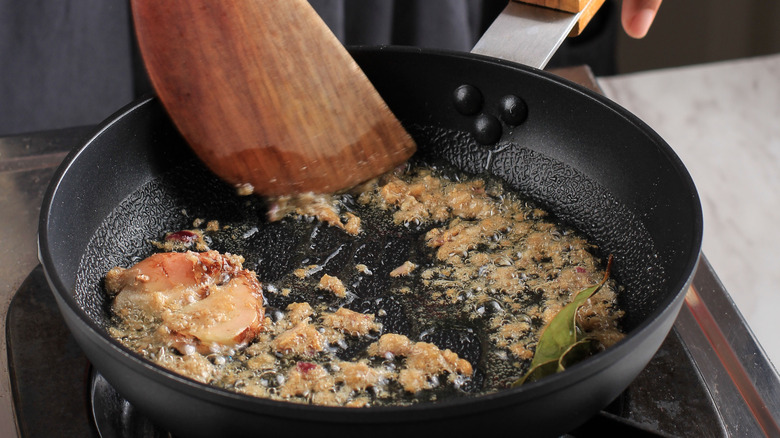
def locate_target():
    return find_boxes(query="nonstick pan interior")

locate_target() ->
[40,47,702,437]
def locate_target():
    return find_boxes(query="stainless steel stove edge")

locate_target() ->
[676,254,780,436]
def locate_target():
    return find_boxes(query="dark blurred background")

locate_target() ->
[1,0,778,136]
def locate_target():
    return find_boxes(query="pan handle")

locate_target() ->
[472,0,606,69]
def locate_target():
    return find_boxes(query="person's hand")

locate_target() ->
[621,0,662,39]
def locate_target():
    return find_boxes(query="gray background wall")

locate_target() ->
[616,0,780,73]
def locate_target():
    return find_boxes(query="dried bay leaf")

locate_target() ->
[513,256,613,386]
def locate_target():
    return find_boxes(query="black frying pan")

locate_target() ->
[39,47,702,437]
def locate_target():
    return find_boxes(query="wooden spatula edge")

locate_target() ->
[131,0,416,196]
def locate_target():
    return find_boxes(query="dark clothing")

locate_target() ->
[310,0,617,75]
[0,0,616,136]
[311,0,506,51]
[0,1,134,135]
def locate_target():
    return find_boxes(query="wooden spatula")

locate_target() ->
[131,0,416,196]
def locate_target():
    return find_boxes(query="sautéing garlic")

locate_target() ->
[105,162,623,407]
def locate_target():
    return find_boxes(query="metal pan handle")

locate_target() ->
[472,0,605,69]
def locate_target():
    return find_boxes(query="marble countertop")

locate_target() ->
[599,53,780,368]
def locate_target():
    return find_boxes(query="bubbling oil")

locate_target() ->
[106,160,624,406]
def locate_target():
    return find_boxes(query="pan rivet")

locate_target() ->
[499,95,527,126]
[474,114,502,145]
[453,84,483,115]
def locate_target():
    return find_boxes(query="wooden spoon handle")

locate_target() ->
[516,0,605,36]
[131,0,415,196]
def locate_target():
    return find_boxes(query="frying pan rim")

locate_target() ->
[37,95,153,294]
[38,47,703,422]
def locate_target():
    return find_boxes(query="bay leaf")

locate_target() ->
[513,256,612,386]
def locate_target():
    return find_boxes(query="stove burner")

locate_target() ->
[90,370,171,438]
